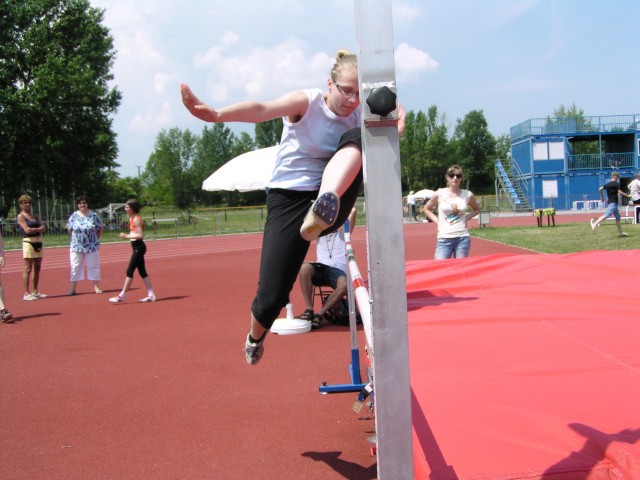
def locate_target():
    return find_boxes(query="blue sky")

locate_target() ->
[89,0,640,178]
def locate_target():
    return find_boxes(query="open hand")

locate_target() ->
[397,103,406,138]
[180,84,219,122]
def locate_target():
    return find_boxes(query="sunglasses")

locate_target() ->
[447,173,463,179]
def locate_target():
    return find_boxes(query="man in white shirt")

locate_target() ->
[298,208,357,329]
[406,191,417,221]
[628,171,640,222]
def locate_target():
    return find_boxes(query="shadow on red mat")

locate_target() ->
[408,250,640,479]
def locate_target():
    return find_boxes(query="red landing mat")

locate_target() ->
[407,251,640,480]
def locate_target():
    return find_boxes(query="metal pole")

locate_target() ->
[355,1,414,478]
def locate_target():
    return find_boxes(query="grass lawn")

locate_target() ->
[471,221,638,254]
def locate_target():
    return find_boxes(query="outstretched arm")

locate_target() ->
[180,84,309,124]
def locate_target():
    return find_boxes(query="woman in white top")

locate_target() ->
[629,171,640,204]
[423,165,481,259]
[182,50,392,365]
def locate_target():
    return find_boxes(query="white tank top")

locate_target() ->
[436,188,472,238]
[267,89,360,190]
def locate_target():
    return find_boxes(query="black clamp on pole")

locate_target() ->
[363,84,398,128]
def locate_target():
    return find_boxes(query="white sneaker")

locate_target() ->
[32,292,48,299]
[109,295,124,303]
[140,295,156,303]
[590,218,597,232]
[23,293,38,301]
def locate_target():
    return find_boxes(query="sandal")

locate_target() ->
[298,309,314,321]
[311,313,326,330]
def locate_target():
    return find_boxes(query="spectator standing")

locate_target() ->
[16,194,47,301]
[423,165,481,259]
[109,199,156,303]
[67,195,104,295]
[628,171,640,223]
[406,191,417,221]
[629,171,640,205]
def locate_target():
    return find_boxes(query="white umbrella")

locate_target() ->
[202,145,278,192]
[413,189,435,200]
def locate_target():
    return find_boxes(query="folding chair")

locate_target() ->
[313,285,333,305]
[313,285,333,309]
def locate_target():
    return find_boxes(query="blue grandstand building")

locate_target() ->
[496,114,640,211]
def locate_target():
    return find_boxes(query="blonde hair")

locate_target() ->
[446,165,464,177]
[18,194,32,205]
[330,49,357,82]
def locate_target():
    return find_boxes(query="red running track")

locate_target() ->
[2,212,632,479]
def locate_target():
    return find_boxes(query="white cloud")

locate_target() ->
[154,73,171,94]
[395,43,438,83]
[194,31,239,67]
[128,101,173,133]
[192,36,333,103]
[131,29,165,67]
[393,2,424,24]
[86,0,640,178]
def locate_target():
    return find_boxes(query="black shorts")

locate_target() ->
[310,263,346,290]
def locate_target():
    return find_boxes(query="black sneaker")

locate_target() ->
[1,309,13,323]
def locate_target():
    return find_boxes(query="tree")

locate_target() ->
[548,102,597,154]
[549,102,588,125]
[0,0,122,217]
[254,118,283,148]
[423,106,450,189]
[143,128,196,208]
[495,133,511,161]
[399,109,417,190]
[190,123,244,206]
[449,110,496,194]
[107,174,142,205]
[400,110,430,191]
